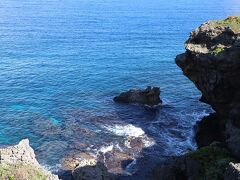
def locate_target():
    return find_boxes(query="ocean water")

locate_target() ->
[0,0,240,178]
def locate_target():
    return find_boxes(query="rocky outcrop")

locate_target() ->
[225,163,240,180]
[152,146,235,180]
[176,16,240,115]
[176,16,240,159]
[0,139,59,180]
[114,86,162,105]
[61,152,115,180]
[152,17,240,180]
[195,113,225,147]
[72,162,114,180]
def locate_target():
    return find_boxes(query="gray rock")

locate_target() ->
[72,162,115,180]
[176,15,240,160]
[176,17,240,114]
[225,122,240,159]
[152,146,235,180]
[225,163,240,180]
[114,86,162,106]
[0,139,59,180]
[171,16,240,180]
[151,156,201,180]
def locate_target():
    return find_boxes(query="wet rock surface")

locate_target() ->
[61,152,116,180]
[114,86,162,106]
[60,135,148,179]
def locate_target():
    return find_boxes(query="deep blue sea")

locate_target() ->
[0,0,240,178]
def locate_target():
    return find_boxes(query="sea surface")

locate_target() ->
[0,0,240,178]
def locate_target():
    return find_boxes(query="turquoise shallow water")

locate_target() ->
[0,0,240,177]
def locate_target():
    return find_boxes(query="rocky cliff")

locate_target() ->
[176,16,240,116]
[152,17,240,180]
[0,139,59,180]
[176,16,240,159]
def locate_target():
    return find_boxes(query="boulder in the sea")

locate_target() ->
[0,139,59,180]
[114,86,162,105]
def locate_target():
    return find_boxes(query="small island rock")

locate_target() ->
[113,86,162,106]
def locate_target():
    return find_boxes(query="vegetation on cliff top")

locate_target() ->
[0,163,48,180]
[187,146,236,180]
[214,16,240,32]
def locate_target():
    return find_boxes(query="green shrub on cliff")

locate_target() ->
[187,146,235,180]
[0,164,48,180]
[212,47,225,55]
[215,16,240,32]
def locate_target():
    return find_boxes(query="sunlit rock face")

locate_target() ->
[0,139,59,180]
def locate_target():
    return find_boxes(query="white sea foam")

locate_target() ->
[103,124,156,148]
[142,137,155,148]
[42,163,61,173]
[98,144,114,154]
[155,110,210,156]
[104,124,145,137]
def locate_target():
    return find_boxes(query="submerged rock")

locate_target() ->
[114,86,162,105]
[0,139,58,180]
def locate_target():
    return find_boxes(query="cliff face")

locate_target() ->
[0,139,59,180]
[176,16,240,116]
[176,17,240,158]
[152,17,240,180]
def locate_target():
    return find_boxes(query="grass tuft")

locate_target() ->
[214,16,240,32]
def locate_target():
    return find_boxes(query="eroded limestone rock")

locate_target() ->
[0,139,59,180]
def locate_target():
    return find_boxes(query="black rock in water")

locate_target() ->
[113,86,162,106]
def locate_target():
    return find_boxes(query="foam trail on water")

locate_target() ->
[98,144,114,154]
[103,124,145,137]
[103,124,155,148]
